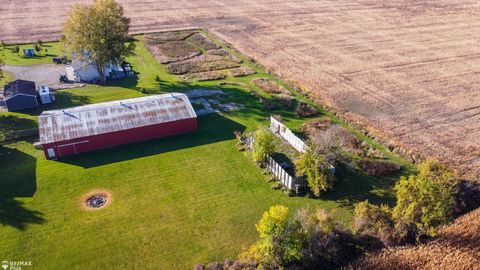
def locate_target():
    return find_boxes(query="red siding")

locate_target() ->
[42,118,197,159]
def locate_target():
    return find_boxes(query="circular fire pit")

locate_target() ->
[86,194,107,208]
[81,190,112,210]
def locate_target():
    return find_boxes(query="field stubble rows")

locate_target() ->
[1,0,480,179]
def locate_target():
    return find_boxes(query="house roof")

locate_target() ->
[3,80,37,99]
[38,93,197,144]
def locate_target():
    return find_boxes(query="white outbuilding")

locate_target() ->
[38,86,55,104]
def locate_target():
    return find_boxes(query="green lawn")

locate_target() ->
[0,34,414,269]
[0,114,351,270]
[0,71,12,87]
[0,42,65,66]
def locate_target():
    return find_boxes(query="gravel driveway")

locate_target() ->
[4,64,66,87]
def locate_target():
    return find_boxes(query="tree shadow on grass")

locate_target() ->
[58,113,246,168]
[0,144,45,230]
[0,198,45,230]
[321,163,398,208]
[0,114,37,135]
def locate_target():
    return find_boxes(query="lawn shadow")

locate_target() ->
[22,91,92,116]
[322,163,398,208]
[0,114,37,134]
[59,113,245,168]
[0,144,44,230]
[0,144,37,197]
[102,76,139,89]
[0,198,45,230]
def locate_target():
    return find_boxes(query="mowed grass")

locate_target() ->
[0,42,65,66]
[0,114,346,270]
[0,35,413,269]
[0,71,13,87]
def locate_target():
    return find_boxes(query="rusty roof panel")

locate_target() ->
[38,93,197,144]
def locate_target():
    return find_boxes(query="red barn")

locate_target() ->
[38,93,197,159]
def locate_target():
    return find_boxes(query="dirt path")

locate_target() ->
[1,0,480,179]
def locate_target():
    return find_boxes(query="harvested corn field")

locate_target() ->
[2,0,480,179]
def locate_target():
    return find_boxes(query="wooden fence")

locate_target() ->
[246,136,302,190]
[265,154,300,190]
[269,116,307,153]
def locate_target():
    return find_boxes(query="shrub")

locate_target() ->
[296,102,318,117]
[301,118,332,135]
[37,39,43,46]
[12,45,19,53]
[392,160,459,239]
[205,206,372,270]
[234,131,247,151]
[359,159,401,176]
[259,98,277,110]
[354,201,397,246]
[295,142,335,196]
[195,260,258,270]
[295,207,370,269]
[34,43,42,52]
[252,129,276,163]
[206,262,223,270]
[194,264,205,270]
[240,205,304,268]
[252,78,291,96]
[311,124,359,155]
[271,182,284,190]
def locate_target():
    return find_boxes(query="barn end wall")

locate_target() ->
[41,117,197,159]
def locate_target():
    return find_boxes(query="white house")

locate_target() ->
[65,59,100,83]
[65,51,127,83]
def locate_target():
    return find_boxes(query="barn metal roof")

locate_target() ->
[38,93,197,144]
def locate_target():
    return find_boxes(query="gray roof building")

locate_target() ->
[3,80,38,111]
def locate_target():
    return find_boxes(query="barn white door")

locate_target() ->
[47,148,56,159]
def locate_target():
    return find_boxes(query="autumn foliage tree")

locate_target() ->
[354,160,460,245]
[393,160,459,239]
[63,0,135,82]
[295,141,335,196]
[240,205,304,268]
[252,128,276,163]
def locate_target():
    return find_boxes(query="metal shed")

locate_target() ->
[3,79,39,111]
[38,93,197,159]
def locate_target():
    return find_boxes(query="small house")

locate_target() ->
[3,80,39,111]
[23,48,35,57]
[38,93,198,159]
[65,59,100,83]
[38,86,55,104]
[65,51,127,83]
